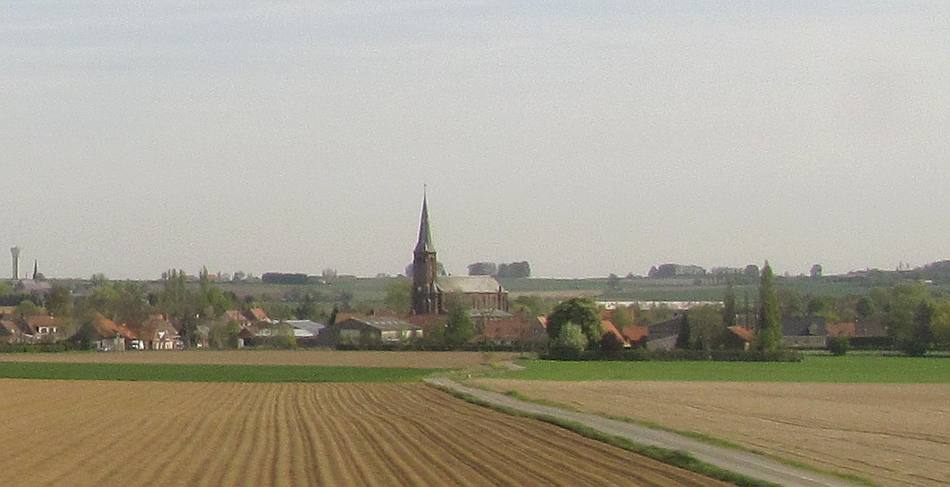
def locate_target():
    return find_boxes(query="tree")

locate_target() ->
[611,305,634,329]
[496,261,531,278]
[467,262,497,276]
[777,287,804,319]
[551,322,587,356]
[384,279,412,312]
[688,305,725,351]
[15,300,42,318]
[902,300,934,356]
[606,273,620,290]
[810,264,823,279]
[47,285,73,317]
[855,296,875,320]
[744,264,760,280]
[932,301,950,349]
[879,283,931,354]
[755,262,782,351]
[445,305,475,347]
[545,298,602,350]
[722,282,737,327]
[511,295,549,317]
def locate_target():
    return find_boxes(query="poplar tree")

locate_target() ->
[722,281,737,327]
[755,262,782,351]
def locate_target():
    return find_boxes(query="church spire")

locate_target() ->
[414,191,435,253]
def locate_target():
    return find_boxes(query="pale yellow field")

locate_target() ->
[474,380,950,487]
[0,379,730,487]
[0,350,521,369]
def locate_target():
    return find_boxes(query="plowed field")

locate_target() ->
[0,350,520,368]
[475,380,950,487]
[0,379,727,487]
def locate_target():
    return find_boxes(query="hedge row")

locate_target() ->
[543,348,804,362]
[0,343,82,353]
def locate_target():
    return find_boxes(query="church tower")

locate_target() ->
[411,194,439,315]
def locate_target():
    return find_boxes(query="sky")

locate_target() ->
[1,1,948,280]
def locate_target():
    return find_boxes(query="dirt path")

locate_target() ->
[0,379,728,486]
[427,378,858,487]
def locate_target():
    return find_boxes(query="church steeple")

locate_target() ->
[414,193,435,254]
[411,191,439,315]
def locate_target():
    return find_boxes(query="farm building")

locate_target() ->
[473,315,547,347]
[283,320,325,338]
[645,316,684,351]
[322,318,423,346]
[782,316,828,348]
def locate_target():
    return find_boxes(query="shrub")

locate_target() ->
[827,336,850,356]
[550,322,587,358]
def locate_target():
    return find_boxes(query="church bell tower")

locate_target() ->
[411,193,439,315]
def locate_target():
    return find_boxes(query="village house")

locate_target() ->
[132,316,181,350]
[0,320,22,344]
[21,315,62,342]
[83,314,135,352]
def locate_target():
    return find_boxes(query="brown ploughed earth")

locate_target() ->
[0,379,729,487]
[473,380,950,487]
[0,350,521,369]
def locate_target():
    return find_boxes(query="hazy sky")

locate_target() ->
[2,1,948,279]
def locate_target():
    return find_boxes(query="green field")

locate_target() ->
[506,355,950,383]
[0,362,440,383]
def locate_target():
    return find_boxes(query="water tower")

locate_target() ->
[10,247,21,280]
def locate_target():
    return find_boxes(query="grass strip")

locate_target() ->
[430,383,779,487]
[496,388,877,487]
[506,355,950,383]
[0,361,440,383]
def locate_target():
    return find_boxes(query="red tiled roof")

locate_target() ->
[479,317,546,341]
[91,314,135,340]
[224,310,249,323]
[621,325,648,343]
[247,308,269,322]
[727,326,755,343]
[601,320,625,342]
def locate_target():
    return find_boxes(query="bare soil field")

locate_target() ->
[474,380,950,487]
[0,350,521,369]
[0,379,728,487]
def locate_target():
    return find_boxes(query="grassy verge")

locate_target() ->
[495,387,877,486]
[0,362,440,383]
[430,383,779,487]
[505,355,950,383]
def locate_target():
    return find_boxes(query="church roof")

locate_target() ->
[437,276,505,294]
[414,195,435,253]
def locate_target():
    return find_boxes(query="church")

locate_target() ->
[410,195,509,315]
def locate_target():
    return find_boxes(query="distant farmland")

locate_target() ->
[121,274,914,307]
[0,380,731,487]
